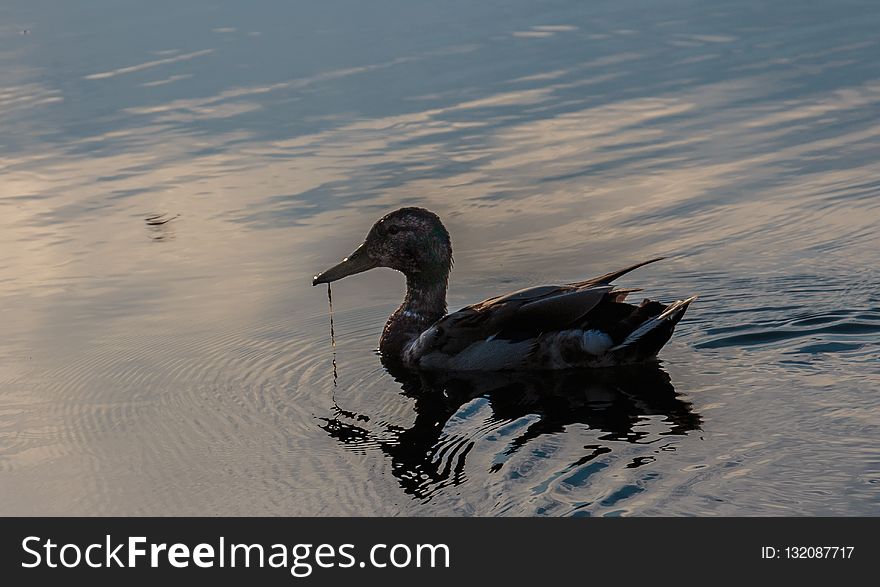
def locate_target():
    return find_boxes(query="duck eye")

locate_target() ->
[387,225,401,235]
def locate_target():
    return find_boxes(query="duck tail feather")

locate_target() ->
[610,287,643,302]
[609,295,696,359]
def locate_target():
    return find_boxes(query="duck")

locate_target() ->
[313,207,696,370]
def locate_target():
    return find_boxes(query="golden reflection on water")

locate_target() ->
[4,59,877,302]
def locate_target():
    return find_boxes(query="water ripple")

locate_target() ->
[696,308,880,352]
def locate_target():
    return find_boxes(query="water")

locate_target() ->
[1,0,878,515]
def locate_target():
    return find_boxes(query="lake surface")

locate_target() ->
[1,0,878,516]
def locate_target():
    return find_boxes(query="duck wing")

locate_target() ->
[567,256,665,288]
[405,258,670,364]
[415,283,612,358]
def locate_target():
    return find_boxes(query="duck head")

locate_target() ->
[313,207,453,286]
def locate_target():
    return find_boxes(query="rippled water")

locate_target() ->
[1,0,878,515]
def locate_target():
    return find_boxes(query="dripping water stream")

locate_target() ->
[327,283,338,389]
[325,284,370,423]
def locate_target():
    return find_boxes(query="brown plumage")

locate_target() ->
[313,208,696,370]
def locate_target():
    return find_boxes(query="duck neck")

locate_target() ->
[402,272,448,322]
[380,271,448,358]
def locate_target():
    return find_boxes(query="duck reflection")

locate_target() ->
[320,362,700,500]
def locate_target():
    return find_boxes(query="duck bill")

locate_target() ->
[312,244,378,286]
